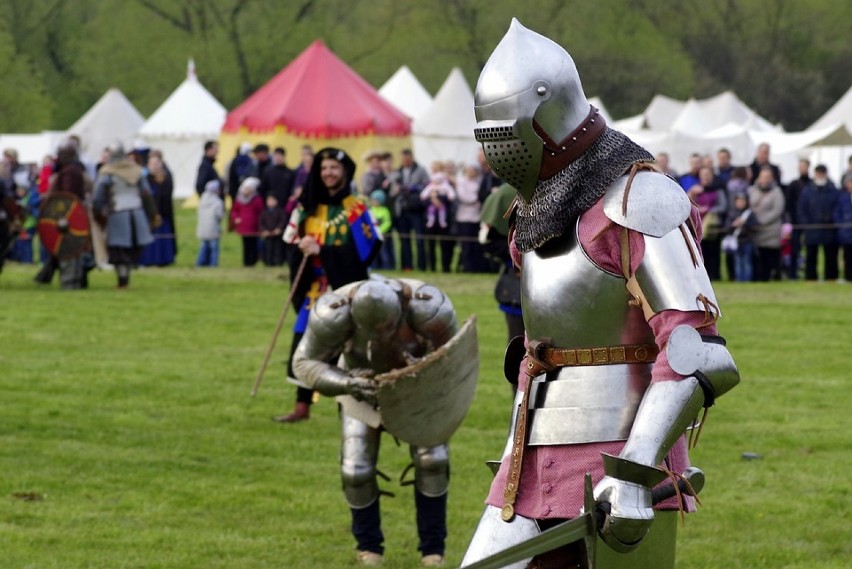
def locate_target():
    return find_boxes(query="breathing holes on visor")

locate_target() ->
[483,140,532,187]
[474,125,515,142]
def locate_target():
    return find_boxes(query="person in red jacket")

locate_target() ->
[230,176,264,266]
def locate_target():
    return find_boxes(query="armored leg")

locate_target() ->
[411,444,449,498]
[341,413,381,507]
[461,505,539,569]
[341,413,383,554]
[59,257,85,289]
[115,263,130,287]
[34,256,58,284]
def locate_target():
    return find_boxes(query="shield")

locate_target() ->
[37,191,91,260]
[375,316,478,447]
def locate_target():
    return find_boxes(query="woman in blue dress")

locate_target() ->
[139,153,177,266]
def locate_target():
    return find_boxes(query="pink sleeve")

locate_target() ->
[508,227,522,268]
[578,198,717,384]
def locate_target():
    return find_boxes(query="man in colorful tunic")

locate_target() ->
[274,147,380,423]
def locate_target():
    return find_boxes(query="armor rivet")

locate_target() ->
[591,119,595,123]
[561,147,566,151]
[572,137,577,141]
[582,127,587,132]
[536,86,547,96]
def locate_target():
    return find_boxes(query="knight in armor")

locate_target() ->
[33,144,95,289]
[92,144,155,289]
[292,277,470,567]
[461,20,740,569]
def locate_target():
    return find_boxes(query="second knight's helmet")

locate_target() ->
[474,19,590,201]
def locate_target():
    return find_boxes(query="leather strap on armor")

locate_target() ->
[535,105,606,179]
[501,381,531,522]
[524,341,659,378]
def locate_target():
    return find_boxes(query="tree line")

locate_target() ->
[1,0,849,134]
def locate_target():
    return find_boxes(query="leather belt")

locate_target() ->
[525,342,659,378]
[501,341,658,521]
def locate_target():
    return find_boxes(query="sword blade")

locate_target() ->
[461,512,594,569]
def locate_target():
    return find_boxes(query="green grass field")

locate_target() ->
[1,207,850,568]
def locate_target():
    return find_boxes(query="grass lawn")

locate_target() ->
[0,206,850,568]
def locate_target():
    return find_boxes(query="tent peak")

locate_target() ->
[222,38,409,137]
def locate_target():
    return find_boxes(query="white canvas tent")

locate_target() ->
[588,96,612,124]
[378,65,433,121]
[412,68,479,168]
[0,131,67,164]
[642,94,686,131]
[669,91,778,135]
[806,83,852,181]
[810,83,852,131]
[66,88,145,161]
[612,113,646,132]
[139,62,227,198]
[614,91,803,178]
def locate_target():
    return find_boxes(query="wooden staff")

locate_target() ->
[252,255,309,397]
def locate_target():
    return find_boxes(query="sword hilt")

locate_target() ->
[650,466,705,505]
[595,466,705,526]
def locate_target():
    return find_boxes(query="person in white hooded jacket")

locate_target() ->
[196,179,224,267]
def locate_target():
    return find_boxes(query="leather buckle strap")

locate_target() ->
[501,384,531,522]
[524,340,557,378]
[525,343,659,377]
[540,343,659,367]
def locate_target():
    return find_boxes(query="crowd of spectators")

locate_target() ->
[4,138,851,285]
[668,144,852,283]
[189,141,506,274]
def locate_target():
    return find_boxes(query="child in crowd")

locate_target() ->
[196,179,224,267]
[724,191,757,282]
[230,177,264,266]
[835,176,852,283]
[369,190,394,269]
[259,194,287,266]
[420,167,456,229]
[420,162,457,272]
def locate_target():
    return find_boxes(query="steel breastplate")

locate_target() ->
[520,221,654,446]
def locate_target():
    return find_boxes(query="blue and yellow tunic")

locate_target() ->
[285,193,380,332]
